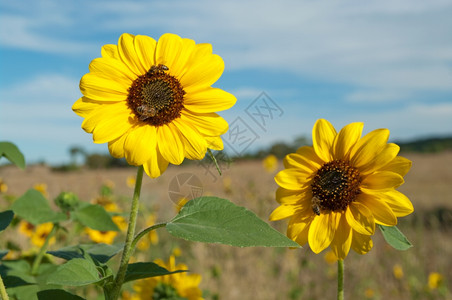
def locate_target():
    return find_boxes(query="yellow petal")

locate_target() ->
[184,88,237,113]
[180,48,224,93]
[205,136,224,150]
[287,212,315,246]
[359,143,400,175]
[157,123,185,165]
[101,44,120,59]
[380,190,414,217]
[296,146,324,170]
[124,125,156,166]
[180,111,228,137]
[275,169,311,190]
[89,57,136,82]
[143,147,169,178]
[79,73,129,102]
[358,193,397,226]
[378,156,412,177]
[155,33,184,75]
[308,211,340,254]
[333,122,363,160]
[276,187,310,205]
[108,134,127,158]
[172,118,207,160]
[350,128,390,169]
[169,38,197,78]
[82,102,134,143]
[361,171,404,191]
[312,119,336,162]
[117,33,146,76]
[346,202,375,235]
[283,152,318,174]
[330,213,352,260]
[133,35,157,72]
[351,231,373,255]
[72,97,101,118]
[269,205,299,221]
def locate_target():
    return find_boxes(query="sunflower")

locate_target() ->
[129,254,202,300]
[270,119,414,260]
[73,33,236,178]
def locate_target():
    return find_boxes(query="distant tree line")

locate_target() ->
[59,135,452,170]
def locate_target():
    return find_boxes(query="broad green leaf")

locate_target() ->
[38,289,85,300]
[48,243,123,264]
[0,210,14,231]
[166,197,300,248]
[46,258,102,286]
[72,204,119,231]
[11,189,67,225]
[2,275,34,288]
[379,225,412,250]
[0,141,25,169]
[7,285,39,300]
[124,262,186,283]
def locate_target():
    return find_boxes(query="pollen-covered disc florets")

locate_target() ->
[127,64,185,126]
[311,159,361,212]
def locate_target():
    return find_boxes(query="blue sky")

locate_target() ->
[1,0,452,164]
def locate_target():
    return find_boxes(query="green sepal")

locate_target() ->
[0,141,25,169]
[378,224,413,250]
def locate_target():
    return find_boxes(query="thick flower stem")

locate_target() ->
[108,166,144,300]
[31,224,57,275]
[0,274,9,300]
[337,259,344,300]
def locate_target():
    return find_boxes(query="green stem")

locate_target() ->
[207,149,222,176]
[0,274,9,300]
[107,166,144,300]
[31,223,57,275]
[131,222,167,250]
[337,259,344,300]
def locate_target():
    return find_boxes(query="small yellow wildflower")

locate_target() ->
[323,250,337,265]
[130,255,202,300]
[126,176,136,188]
[0,178,8,193]
[33,183,48,198]
[428,272,443,290]
[18,220,35,237]
[393,264,404,279]
[263,154,278,172]
[85,227,118,244]
[31,223,55,247]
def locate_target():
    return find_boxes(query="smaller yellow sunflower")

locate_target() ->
[270,119,414,260]
[18,220,35,238]
[129,255,202,300]
[263,154,278,173]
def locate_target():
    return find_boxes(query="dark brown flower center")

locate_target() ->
[311,159,361,213]
[127,64,185,126]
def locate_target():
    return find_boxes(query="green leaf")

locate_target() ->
[48,243,123,264]
[46,258,102,286]
[379,225,413,250]
[124,262,186,283]
[0,210,14,231]
[166,196,300,248]
[38,289,85,300]
[72,204,119,231]
[11,189,67,225]
[2,275,34,288]
[0,141,25,169]
[0,250,8,259]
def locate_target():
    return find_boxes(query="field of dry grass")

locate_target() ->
[1,152,451,299]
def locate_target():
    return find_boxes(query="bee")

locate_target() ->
[148,64,169,74]
[136,105,157,120]
[311,196,322,216]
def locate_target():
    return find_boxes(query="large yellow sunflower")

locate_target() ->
[73,33,236,178]
[270,119,414,260]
